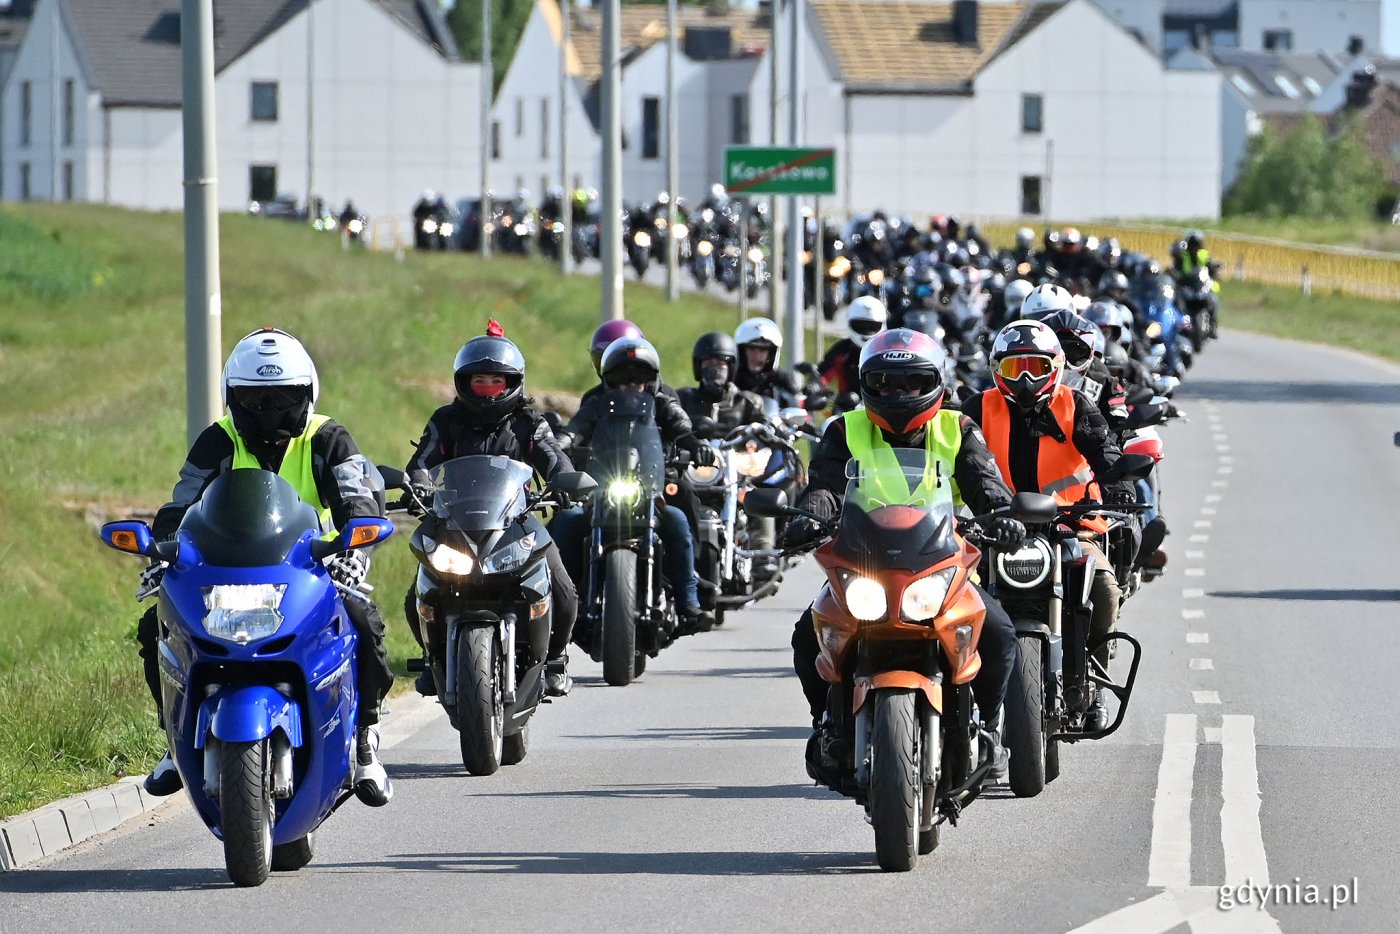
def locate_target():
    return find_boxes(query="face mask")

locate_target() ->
[700,362,729,390]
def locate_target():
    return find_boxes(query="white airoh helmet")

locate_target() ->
[735,316,784,372]
[1020,283,1074,320]
[846,296,888,347]
[222,328,320,443]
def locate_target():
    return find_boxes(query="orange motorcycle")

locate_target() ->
[746,448,1053,871]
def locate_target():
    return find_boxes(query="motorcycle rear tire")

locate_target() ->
[220,739,273,887]
[456,626,504,775]
[271,832,315,872]
[502,723,529,766]
[602,549,638,686]
[870,689,920,872]
[1005,633,1047,798]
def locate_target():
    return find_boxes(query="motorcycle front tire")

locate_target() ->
[456,626,504,775]
[220,739,274,887]
[602,549,638,686]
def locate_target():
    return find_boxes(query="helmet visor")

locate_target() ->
[996,356,1056,381]
[850,319,884,337]
[606,362,657,387]
[232,385,307,413]
[1059,338,1092,367]
[865,371,940,397]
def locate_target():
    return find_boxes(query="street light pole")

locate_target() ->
[600,0,624,320]
[479,0,493,259]
[767,0,783,323]
[665,0,680,302]
[181,0,222,445]
[559,0,573,274]
[783,0,804,366]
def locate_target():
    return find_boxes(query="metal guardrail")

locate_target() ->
[976,219,1400,301]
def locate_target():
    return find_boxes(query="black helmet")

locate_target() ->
[1185,229,1204,251]
[909,265,942,310]
[453,336,527,425]
[1098,270,1129,296]
[600,336,661,390]
[1037,310,1098,375]
[858,328,949,435]
[692,330,738,387]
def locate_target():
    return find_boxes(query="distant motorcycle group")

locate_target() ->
[97,213,1219,883]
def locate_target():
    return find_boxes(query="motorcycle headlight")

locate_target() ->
[441,222,455,236]
[868,268,885,286]
[802,250,813,264]
[608,478,643,505]
[674,224,688,239]
[995,537,1054,589]
[423,219,438,233]
[515,223,528,235]
[702,208,714,222]
[687,463,723,485]
[723,244,740,257]
[347,219,363,234]
[697,240,714,257]
[843,576,887,622]
[1145,321,1163,340]
[828,256,851,277]
[204,584,286,644]
[901,568,956,621]
[731,445,773,478]
[747,247,763,263]
[427,538,475,577]
[634,231,652,249]
[482,533,535,575]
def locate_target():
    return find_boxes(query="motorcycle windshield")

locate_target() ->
[586,390,666,494]
[430,456,534,531]
[178,470,322,567]
[835,448,958,571]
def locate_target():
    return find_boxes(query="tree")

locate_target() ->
[1225,113,1386,220]
[447,0,533,95]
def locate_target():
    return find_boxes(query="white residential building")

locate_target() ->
[0,0,482,220]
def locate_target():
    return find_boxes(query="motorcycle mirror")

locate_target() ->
[548,470,598,497]
[1124,385,1154,407]
[312,517,396,563]
[1106,452,1156,481]
[1124,403,1163,430]
[377,465,406,490]
[1008,492,1057,524]
[780,406,809,429]
[794,362,819,378]
[742,487,793,519]
[100,520,157,558]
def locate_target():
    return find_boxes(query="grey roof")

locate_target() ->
[1190,47,1345,112]
[1163,0,1235,18]
[59,0,459,108]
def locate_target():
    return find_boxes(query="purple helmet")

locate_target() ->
[590,319,644,374]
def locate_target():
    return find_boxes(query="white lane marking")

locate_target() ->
[1190,658,1214,670]
[1205,495,1222,503]
[1148,714,1198,887]
[1185,568,1206,577]
[1211,433,1227,441]
[1221,715,1270,888]
[1185,550,1206,559]
[1066,892,1185,934]
[1211,480,1229,488]
[1219,455,1235,464]
[1186,632,1209,643]
[1200,507,1217,516]
[1203,727,1223,744]
[1193,520,1212,529]
[1190,534,1210,542]
[1193,691,1221,705]
[1217,467,1234,475]
[1183,588,1204,598]
[1215,445,1232,454]
[1182,609,1206,619]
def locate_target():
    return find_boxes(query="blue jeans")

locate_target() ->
[549,504,698,609]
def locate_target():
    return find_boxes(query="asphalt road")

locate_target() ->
[3,329,1397,932]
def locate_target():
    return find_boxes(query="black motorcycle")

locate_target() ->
[1177,267,1218,351]
[573,391,678,686]
[384,457,594,775]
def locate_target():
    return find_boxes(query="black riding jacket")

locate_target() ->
[406,401,573,488]
[677,383,768,437]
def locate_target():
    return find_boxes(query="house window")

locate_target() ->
[514,98,524,137]
[62,162,73,201]
[730,94,749,144]
[1020,175,1042,215]
[1262,29,1292,51]
[251,82,278,122]
[491,121,501,160]
[540,98,550,159]
[641,96,660,160]
[20,80,31,146]
[62,79,74,146]
[20,162,30,200]
[1021,94,1043,134]
[249,164,277,201]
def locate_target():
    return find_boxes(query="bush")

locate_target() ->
[1225,114,1386,221]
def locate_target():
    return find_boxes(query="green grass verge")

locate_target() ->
[1137,216,1400,254]
[1219,282,1400,362]
[0,203,744,818]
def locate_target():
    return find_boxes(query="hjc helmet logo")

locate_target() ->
[879,351,914,362]
[256,364,284,377]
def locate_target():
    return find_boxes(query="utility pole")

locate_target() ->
[600,0,624,320]
[559,0,572,274]
[181,0,222,445]
[479,0,493,258]
[767,0,783,323]
[665,0,680,302]
[783,0,804,366]
[306,0,315,220]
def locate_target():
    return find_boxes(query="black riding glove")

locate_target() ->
[781,515,825,549]
[1103,487,1138,507]
[990,518,1027,550]
[691,442,719,468]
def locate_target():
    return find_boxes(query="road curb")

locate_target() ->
[0,690,439,872]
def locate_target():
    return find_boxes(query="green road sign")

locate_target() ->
[724,146,837,196]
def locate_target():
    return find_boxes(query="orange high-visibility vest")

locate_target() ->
[979,384,1097,506]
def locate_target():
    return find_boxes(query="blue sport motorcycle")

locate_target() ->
[100,469,393,887]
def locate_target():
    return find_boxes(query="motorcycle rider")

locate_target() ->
[553,337,718,629]
[783,329,1026,784]
[580,319,647,407]
[678,331,768,436]
[962,320,1141,732]
[816,296,888,407]
[1173,229,1216,281]
[734,317,805,406]
[137,329,394,806]
[1086,300,1156,391]
[1033,309,1130,432]
[403,335,580,697]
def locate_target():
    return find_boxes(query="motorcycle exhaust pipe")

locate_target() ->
[501,613,517,706]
